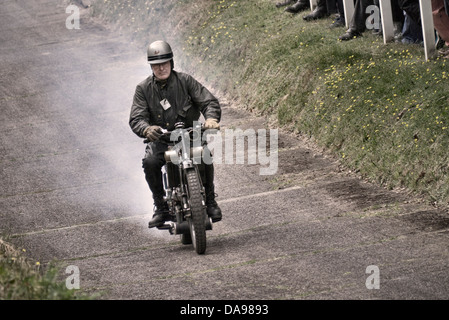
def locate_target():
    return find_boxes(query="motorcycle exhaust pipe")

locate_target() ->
[205,217,213,231]
[171,221,189,235]
[168,216,213,235]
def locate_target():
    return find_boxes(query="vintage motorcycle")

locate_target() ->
[147,122,216,255]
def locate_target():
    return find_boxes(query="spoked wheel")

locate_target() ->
[185,168,207,254]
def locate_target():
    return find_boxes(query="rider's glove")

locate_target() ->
[204,118,220,130]
[143,125,163,142]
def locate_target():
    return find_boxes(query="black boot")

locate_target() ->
[339,29,361,41]
[202,162,222,222]
[285,0,308,13]
[329,14,345,28]
[148,199,169,228]
[303,0,329,21]
[276,0,295,8]
[206,196,222,223]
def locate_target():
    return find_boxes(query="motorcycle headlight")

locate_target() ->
[190,146,204,164]
[164,149,178,163]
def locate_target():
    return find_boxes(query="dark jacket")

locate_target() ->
[129,70,221,138]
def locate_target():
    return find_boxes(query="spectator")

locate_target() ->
[391,0,406,27]
[302,0,345,24]
[397,0,423,43]
[282,0,344,25]
[432,0,449,47]
[339,0,404,41]
[303,0,329,21]
[397,0,449,48]
[397,0,421,25]
[329,0,346,28]
[400,11,423,44]
[339,0,375,41]
[375,0,404,37]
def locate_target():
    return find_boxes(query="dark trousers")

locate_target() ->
[347,0,407,33]
[376,1,405,30]
[142,142,168,202]
[398,0,421,24]
[401,11,423,43]
[325,0,345,16]
[390,0,406,23]
[349,0,375,32]
[314,0,345,16]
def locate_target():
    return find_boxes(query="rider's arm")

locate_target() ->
[129,84,151,138]
[185,74,221,123]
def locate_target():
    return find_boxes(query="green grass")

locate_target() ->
[91,0,449,205]
[0,238,90,300]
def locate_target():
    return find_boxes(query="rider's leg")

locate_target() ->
[142,143,169,228]
[203,163,222,222]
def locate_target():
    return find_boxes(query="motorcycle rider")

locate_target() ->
[129,40,222,228]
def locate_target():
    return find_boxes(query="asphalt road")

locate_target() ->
[1,0,448,302]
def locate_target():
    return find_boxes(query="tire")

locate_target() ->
[185,168,207,254]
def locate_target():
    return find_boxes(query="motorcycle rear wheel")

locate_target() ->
[185,168,207,254]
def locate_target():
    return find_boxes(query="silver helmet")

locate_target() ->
[147,40,174,64]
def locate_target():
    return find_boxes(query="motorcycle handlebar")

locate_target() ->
[143,126,218,144]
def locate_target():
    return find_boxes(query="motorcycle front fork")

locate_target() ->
[161,166,212,234]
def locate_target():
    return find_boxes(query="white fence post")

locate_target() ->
[379,0,394,43]
[343,0,355,28]
[420,0,437,61]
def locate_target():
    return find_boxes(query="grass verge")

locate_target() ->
[90,0,449,205]
[0,238,89,300]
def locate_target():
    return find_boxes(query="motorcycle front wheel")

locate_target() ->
[185,168,207,254]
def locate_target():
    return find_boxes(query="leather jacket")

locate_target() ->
[129,70,221,138]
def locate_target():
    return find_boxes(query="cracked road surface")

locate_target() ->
[1,0,449,301]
